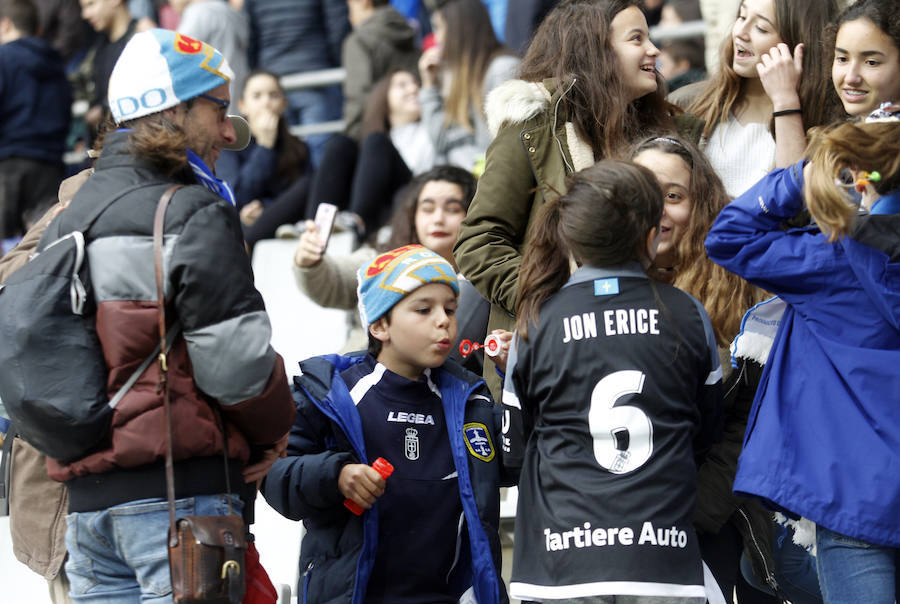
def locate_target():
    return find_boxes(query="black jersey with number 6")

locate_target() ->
[502,264,722,601]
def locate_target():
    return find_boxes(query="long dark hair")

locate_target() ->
[518,0,676,160]
[383,164,477,252]
[242,70,309,184]
[516,160,663,340]
[689,0,843,137]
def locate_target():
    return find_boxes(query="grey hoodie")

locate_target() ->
[342,5,419,140]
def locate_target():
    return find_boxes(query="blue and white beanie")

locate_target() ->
[107,29,249,150]
[357,245,459,326]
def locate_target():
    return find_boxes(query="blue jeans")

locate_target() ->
[815,526,898,604]
[286,85,344,168]
[65,494,243,603]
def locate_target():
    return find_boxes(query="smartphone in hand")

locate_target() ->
[313,202,337,249]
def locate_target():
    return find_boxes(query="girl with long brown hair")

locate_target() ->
[418,0,519,171]
[455,0,701,397]
[631,136,763,346]
[503,159,722,602]
[683,0,842,197]
[631,136,806,603]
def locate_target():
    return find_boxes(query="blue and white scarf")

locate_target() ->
[187,149,236,206]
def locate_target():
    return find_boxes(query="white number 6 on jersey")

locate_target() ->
[588,370,653,474]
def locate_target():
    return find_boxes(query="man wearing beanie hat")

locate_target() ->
[36,28,294,602]
[263,244,509,603]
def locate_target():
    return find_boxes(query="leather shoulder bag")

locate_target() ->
[154,185,247,604]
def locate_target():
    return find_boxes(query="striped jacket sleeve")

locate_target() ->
[169,198,293,445]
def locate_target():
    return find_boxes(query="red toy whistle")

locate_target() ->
[344,457,394,515]
[458,334,502,358]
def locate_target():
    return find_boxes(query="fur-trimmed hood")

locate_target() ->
[484,78,594,172]
[484,79,552,138]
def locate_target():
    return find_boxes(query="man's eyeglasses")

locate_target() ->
[198,93,229,109]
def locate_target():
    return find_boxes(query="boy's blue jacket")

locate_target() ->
[705,162,900,547]
[262,353,508,603]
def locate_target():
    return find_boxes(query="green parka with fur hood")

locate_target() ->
[454,77,704,396]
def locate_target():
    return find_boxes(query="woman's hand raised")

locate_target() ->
[758,42,804,112]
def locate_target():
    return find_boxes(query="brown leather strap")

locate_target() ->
[213,406,235,516]
[152,184,183,548]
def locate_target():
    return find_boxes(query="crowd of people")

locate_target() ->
[0,0,898,602]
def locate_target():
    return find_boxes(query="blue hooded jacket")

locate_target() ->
[705,162,900,547]
[262,353,508,603]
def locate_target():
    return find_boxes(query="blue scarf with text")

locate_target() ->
[187,149,236,206]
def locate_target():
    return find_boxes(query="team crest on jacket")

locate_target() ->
[405,428,419,460]
[463,423,495,462]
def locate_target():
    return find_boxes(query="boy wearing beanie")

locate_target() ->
[263,244,508,603]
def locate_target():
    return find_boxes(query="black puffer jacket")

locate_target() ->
[43,131,294,510]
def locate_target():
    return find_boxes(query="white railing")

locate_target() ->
[280,68,347,138]
[279,67,345,90]
[650,19,707,42]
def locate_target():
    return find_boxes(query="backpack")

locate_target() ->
[0,182,169,462]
